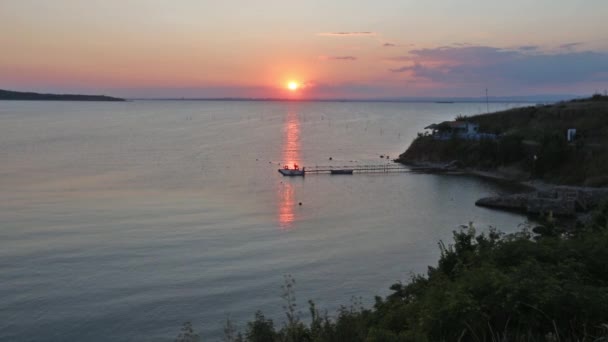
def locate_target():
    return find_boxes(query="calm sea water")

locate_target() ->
[0,100,531,341]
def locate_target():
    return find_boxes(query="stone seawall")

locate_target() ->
[476,187,608,217]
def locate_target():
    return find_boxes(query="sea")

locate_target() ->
[0,100,532,341]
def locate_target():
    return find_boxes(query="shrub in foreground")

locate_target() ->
[179,204,608,342]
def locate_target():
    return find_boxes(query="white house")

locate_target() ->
[424,121,492,140]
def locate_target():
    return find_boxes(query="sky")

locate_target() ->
[1,0,608,99]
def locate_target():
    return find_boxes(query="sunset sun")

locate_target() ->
[287,81,299,91]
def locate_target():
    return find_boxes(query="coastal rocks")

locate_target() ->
[476,187,608,217]
[476,192,575,216]
[475,193,531,212]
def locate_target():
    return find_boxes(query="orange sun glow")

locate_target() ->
[287,81,299,91]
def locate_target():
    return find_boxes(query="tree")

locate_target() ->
[175,322,200,342]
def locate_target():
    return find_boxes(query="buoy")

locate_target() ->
[299,202,302,206]
[329,157,333,160]
[380,155,384,158]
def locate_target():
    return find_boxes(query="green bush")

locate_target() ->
[179,204,608,341]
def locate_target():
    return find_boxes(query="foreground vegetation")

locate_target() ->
[177,202,608,342]
[397,94,608,186]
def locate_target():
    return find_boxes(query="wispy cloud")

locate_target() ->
[383,43,396,47]
[317,31,375,37]
[389,66,414,73]
[384,56,409,62]
[319,55,357,61]
[560,42,582,50]
[518,45,539,51]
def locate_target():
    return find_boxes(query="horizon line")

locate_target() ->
[126,94,583,103]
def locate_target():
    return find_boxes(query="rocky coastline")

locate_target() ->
[475,185,608,217]
[399,159,608,222]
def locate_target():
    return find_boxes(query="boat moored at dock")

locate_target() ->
[278,164,305,176]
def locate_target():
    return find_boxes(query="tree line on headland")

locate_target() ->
[0,89,125,102]
[397,94,608,186]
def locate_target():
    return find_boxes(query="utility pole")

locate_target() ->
[485,88,489,113]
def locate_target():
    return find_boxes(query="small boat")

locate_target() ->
[330,169,353,175]
[278,164,305,176]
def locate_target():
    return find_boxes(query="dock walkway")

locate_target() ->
[304,164,409,174]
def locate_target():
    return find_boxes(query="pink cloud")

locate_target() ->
[318,55,357,61]
[317,32,375,37]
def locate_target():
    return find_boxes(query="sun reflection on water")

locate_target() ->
[278,110,301,229]
[278,182,296,229]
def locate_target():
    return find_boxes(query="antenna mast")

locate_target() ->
[485,88,489,113]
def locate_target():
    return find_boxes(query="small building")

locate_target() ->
[567,128,577,142]
[425,121,479,135]
[425,121,494,140]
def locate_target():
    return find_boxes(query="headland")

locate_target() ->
[396,94,608,219]
[0,89,125,102]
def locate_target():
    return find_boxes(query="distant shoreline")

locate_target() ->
[127,97,562,104]
[0,88,580,103]
[0,89,125,102]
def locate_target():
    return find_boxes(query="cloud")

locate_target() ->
[389,65,414,73]
[383,43,396,47]
[384,56,410,62]
[319,55,357,61]
[388,45,608,87]
[518,45,539,51]
[317,32,375,37]
[560,42,582,50]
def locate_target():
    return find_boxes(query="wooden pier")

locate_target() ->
[278,163,457,177]
[304,164,409,174]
